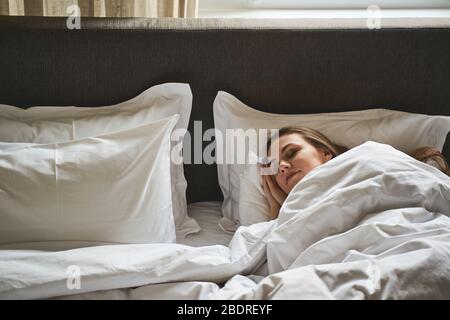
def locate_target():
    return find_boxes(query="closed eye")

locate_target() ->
[285,148,299,159]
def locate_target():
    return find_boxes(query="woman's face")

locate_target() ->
[269,133,332,194]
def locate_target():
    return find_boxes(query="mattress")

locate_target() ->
[177,201,233,247]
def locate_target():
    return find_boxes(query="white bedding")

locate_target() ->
[0,201,232,252]
[177,202,233,247]
[55,202,234,300]
[1,142,450,300]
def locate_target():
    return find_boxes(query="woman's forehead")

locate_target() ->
[277,133,308,148]
[278,133,308,151]
[268,133,308,156]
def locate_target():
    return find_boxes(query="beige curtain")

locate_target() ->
[0,0,198,18]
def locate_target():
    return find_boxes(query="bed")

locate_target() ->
[0,16,449,300]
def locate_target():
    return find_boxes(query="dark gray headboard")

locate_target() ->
[0,17,449,203]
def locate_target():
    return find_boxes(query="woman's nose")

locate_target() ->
[279,160,290,173]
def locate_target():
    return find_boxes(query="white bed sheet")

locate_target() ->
[0,201,230,252]
[50,202,234,300]
[177,201,233,247]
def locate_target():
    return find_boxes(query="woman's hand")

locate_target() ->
[262,175,287,220]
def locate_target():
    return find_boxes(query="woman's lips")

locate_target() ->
[286,170,302,187]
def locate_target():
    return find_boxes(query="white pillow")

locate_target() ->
[213,91,450,230]
[0,115,179,246]
[239,162,270,226]
[0,83,200,237]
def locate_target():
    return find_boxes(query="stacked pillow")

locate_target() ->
[0,116,179,245]
[213,91,450,231]
[0,83,199,247]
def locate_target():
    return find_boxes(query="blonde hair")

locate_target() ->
[269,126,450,177]
[409,147,450,176]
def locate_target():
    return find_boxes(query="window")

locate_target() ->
[199,0,450,18]
[201,0,450,10]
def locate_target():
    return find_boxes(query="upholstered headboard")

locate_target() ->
[0,17,449,203]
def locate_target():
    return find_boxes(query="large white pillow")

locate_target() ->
[0,83,200,237]
[238,161,271,227]
[213,91,450,231]
[0,115,179,246]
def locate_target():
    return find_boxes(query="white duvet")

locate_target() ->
[1,142,450,300]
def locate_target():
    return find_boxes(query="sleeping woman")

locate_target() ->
[260,126,450,220]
